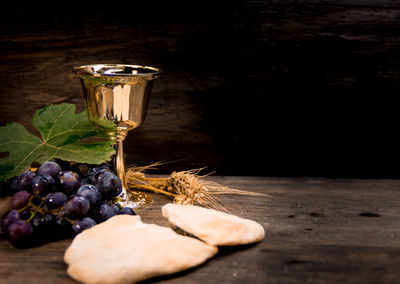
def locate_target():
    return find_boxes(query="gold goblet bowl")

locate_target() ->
[73,64,161,209]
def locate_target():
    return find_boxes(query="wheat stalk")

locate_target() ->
[125,163,271,212]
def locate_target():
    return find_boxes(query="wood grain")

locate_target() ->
[0,176,399,284]
[1,1,400,178]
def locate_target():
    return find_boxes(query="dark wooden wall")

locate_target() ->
[1,1,400,178]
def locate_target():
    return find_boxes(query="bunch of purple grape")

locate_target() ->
[0,160,135,248]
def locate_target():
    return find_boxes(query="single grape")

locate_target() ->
[95,171,122,200]
[95,203,116,222]
[31,213,49,229]
[88,164,110,183]
[90,168,110,185]
[15,170,36,193]
[77,184,101,208]
[72,217,97,234]
[1,209,20,232]
[64,195,90,218]
[10,190,31,210]
[7,220,33,247]
[111,203,121,213]
[32,174,56,197]
[38,161,62,180]
[58,171,81,195]
[31,213,55,238]
[117,207,136,216]
[45,192,67,210]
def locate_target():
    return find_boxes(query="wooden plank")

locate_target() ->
[0,176,399,283]
[1,1,400,177]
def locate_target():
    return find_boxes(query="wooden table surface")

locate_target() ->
[0,176,399,284]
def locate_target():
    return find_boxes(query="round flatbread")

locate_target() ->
[162,204,265,246]
[64,215,218,284]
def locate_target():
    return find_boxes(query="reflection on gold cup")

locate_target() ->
[73,64,161,209]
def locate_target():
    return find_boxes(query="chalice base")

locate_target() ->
[115,190,153,209]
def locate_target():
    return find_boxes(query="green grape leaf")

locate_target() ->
[0,103,115,181]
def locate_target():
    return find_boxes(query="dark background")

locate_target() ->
[1,1,400,178]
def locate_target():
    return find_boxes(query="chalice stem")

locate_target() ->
[113,134,128,191]
[112,130,153,208]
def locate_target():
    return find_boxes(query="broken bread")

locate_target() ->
[162,203,265,246]
[64,215,218,284]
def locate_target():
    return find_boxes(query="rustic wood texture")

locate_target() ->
[0,176,399,284]
[1,1,400,178]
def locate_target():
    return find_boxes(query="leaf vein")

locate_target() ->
[45,105,72,141]
[14,144,42,171]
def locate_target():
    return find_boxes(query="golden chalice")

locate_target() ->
[73,64,161,209]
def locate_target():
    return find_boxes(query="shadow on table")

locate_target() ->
[138,243,259,283]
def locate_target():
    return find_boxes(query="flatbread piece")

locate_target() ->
[64,215,218,284]
[162,203,265,246]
